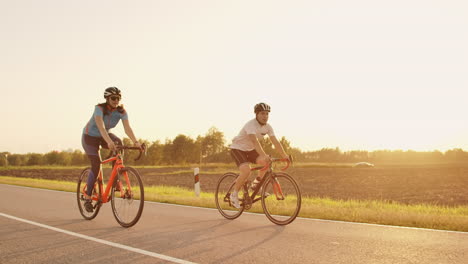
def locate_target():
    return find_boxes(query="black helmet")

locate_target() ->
[254,103,271,114]
[104,87,121,99]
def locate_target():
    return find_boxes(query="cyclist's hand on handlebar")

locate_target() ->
[107,141,117,151]
[133,141,143,150]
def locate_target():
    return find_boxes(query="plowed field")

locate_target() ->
[2,165,468,206]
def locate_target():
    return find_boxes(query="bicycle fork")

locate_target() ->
[272,177,285,200]
[118,168,133,199]
[253,174,285,201]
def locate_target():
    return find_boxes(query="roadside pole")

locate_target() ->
[194,167,200,197]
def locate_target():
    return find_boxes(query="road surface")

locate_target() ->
[1,184,467,263]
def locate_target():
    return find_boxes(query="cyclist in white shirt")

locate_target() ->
[229,103,289,208]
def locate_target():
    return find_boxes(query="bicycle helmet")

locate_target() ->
[104,87,121,99]
[254,103,271,114]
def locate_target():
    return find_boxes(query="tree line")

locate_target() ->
[2,127,468,166]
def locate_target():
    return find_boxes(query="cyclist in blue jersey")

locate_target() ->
[81,87,142,212]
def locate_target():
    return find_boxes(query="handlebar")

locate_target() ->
[104,143,147,161]
[254,155,293,171]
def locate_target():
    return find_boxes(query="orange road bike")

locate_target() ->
[215,156,302,225]
[77,144,146,227]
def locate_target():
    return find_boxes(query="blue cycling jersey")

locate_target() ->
[83,105,128,137]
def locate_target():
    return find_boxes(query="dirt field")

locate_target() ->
[2,165,468,206]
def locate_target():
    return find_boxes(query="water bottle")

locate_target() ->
[250,177,261,192]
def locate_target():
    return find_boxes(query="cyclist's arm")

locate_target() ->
[95,115,115,149]
[122,119,141,147]
[270,136,289,159]
[248,134,268,157]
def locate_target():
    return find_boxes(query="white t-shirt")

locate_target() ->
[230,119,275,151]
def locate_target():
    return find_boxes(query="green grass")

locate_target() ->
[1,175,468,232]
[0,166,85,170]
[0,176,77,192]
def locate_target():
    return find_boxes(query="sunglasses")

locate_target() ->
[110,96,121,101]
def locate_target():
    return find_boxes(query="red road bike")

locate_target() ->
[215,156,302,225]
[77,144,146,227]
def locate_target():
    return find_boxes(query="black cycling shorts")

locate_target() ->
[230,148,259,167]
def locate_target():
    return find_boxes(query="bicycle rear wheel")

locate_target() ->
[111,167,144,228]
[215,172,245,219]
[77,167,102,220]
[261,172,301,225]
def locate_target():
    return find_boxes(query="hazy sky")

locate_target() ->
[2,0,467,154]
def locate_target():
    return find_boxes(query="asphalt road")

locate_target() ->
[1,184,467,264]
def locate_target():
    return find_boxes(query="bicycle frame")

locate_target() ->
[100,154,127,203]
[77,144,146,227]
[83,150,138,204]
[243,157,290,205]
[216,154,300,225]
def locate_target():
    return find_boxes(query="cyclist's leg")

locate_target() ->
[82,135,102,198]
[255,155,269,179]
[229,149,252,208]
[82,134,102,212]
[85,155,101,197]
[230,149,252,192]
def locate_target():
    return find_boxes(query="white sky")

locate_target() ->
[1,0,467,154]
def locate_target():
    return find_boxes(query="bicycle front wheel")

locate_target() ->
[215,172,245,219]
[77,167,102,220]
[111,167,144,228]
[261,172,301,225]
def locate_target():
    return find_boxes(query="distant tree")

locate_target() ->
[173,134,198,164]
[7,154,26,166]
[26,153,44,166]
[201,127,226,162]
[317,147,342,162]
[57,151,72,166]
[444,148,468,162]
[70,150,87,166]
[0,152,10,166]
[279,137,291,151]
[345,150,369,162]
[146,140,164,165]
[44,151,59,165]
[162,138,174,164]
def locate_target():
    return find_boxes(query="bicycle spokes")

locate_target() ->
[111,167,144,227]
[261,173,301,225]
[77,168,102,220]
[215,173,245,219]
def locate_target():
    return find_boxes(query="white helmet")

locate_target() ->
[254,103,271,114]
[104,87,121,98]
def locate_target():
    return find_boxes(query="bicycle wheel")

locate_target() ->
[215,172,245,219]
[77,167,102,220]
[261,172,301,225]
[111,167,144,228]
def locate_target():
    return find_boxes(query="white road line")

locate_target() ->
[0,212,197,264]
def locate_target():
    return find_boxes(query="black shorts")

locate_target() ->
[230,149,259,167]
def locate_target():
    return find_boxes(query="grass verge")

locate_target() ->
[1,176,467,232]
